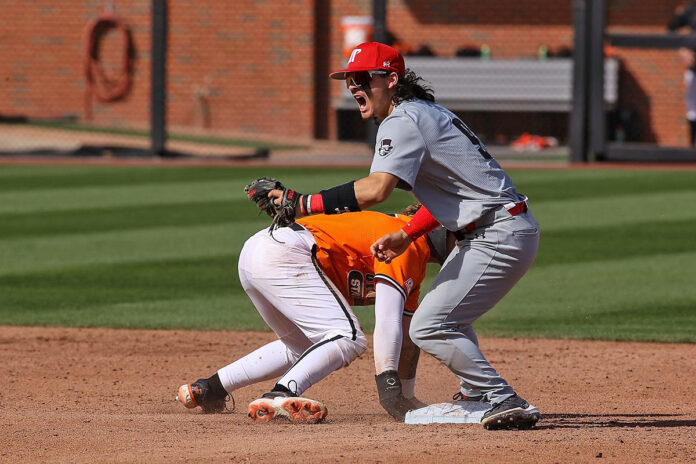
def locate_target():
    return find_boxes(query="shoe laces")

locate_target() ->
[287,380,298,396]
[223,393,235,413]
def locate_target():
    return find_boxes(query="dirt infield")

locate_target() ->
[1,326,694,463]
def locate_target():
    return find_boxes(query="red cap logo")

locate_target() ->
[329,42,405,80]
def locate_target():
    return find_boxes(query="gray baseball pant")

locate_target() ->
[409,208,539,405]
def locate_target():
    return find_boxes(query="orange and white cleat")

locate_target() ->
[248,394,328,423]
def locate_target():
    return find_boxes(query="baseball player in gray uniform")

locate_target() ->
[268,41,540,429]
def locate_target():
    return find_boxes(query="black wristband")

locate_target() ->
[320,181,360,215]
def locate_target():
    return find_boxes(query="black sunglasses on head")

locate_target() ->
[345,70,389,89]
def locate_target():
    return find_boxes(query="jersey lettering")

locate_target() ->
[347,270,364,299]
[452,118,492,160]
[348,48,362,63]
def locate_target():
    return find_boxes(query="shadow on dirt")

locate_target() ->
[537,413,696,429]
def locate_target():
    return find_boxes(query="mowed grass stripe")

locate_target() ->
[0,254,241,311]
[3,179,695,240]
[0,295,264,330]
[529,190,696,232]
[0,179,238,214]
[0,222,265,275]
[0,170,395,215]
[534,216,696,267]
[0,165,368,191]
[481,251,696,342]
[509,169,696,202]
[0,166,234,190]
[0,192,413,240]
[0,199,246,239]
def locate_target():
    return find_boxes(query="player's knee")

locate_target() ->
[334,333,367,366]
[409,312,438,348]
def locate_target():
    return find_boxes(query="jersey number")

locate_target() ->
[452,118,492,160]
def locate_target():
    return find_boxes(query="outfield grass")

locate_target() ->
[1,165,695,342]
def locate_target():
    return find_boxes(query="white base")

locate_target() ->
[404,400,491,424]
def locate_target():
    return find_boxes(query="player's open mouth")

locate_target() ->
[354,95,367,111]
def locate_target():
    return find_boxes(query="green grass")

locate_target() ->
[1,165,695,342]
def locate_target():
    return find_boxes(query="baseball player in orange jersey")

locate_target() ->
[177,209,453,422]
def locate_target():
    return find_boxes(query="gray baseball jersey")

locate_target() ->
[369,98,524,231]
[369,97,540,411]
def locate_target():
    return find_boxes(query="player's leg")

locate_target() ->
[253,237,367,394]
[246,227,367,422]
[410,212,540,428]
[177,230,312,413]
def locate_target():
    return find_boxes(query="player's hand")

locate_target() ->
[370,230,412,263]
[267,189,284,207]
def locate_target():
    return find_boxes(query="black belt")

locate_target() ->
[452,201,528,241]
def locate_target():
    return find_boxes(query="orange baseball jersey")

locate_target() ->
[296,211,431,312]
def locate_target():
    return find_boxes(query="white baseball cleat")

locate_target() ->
[248,395,328,423]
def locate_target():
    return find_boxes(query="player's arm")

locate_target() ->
[373,280,416,421]
[371,205,440,263]
[353,172,400,209]
[397,314,424,407]
[267,171,400,217]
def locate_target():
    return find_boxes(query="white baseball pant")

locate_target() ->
[217,227,367,396]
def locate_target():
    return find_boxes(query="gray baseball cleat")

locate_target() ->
[480,394,541,430]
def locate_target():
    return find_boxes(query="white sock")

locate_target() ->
[217,339,297,392]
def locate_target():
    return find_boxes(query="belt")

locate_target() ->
[453,200,528,241]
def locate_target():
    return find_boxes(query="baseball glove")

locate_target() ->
[244,177,302,231]
[244,177,283,219]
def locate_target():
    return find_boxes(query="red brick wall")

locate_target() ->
[0,0,316,138]
[0,0,691,145]
[605,0,692,146]
[0,1,151,125]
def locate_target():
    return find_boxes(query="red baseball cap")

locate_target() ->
[329,42,405,80]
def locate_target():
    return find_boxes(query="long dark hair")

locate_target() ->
[392,69,435,105]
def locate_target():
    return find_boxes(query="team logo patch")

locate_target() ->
[378,138,394,157]
[404,278,414,294]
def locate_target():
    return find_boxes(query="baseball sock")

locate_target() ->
[690,120,696,146]
[206,373,228,399]
[271,383,294,395]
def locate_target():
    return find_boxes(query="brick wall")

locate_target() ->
[0,0,316,138]
[0,0,691,145]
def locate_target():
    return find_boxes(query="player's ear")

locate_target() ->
[388,72,399,89]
